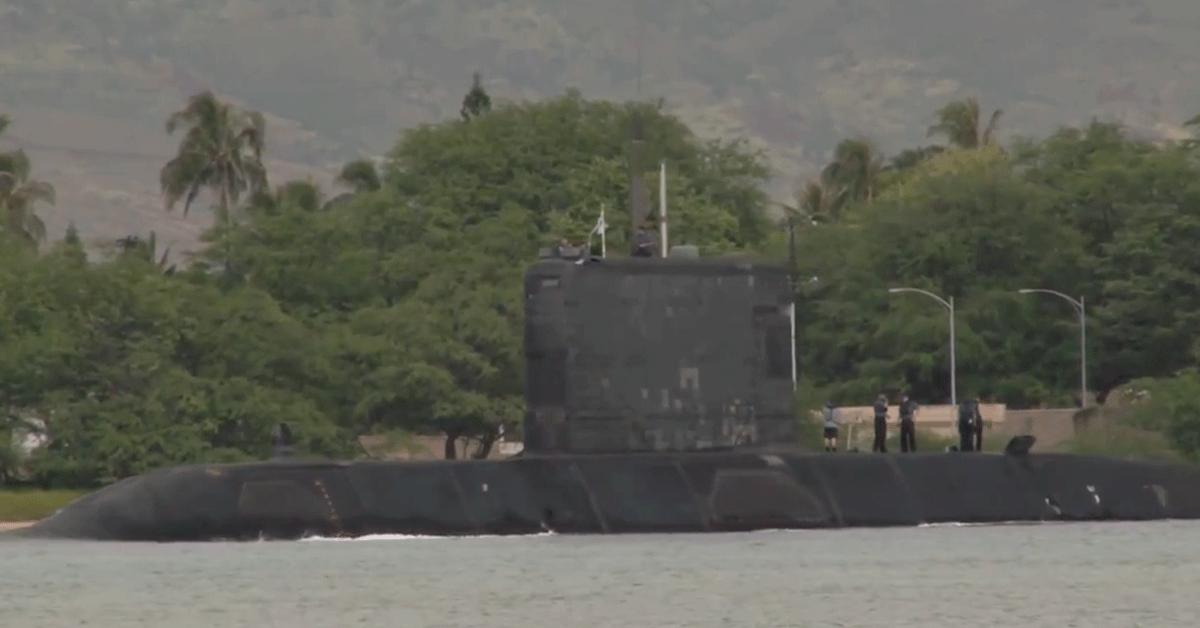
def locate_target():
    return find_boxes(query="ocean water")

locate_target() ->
[2,521,1198,627]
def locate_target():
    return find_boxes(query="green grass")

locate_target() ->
[1054,428,1182,462]
[0,489,89,521]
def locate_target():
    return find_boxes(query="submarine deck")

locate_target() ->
[9,450,1200,542]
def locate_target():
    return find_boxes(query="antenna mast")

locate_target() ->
[635,0,643,98]
[659,160,668,257]
[627,0,653,257]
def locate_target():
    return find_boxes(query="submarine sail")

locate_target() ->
[524,255,797,454]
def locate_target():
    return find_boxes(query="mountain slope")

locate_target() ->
[2,0,1198,251]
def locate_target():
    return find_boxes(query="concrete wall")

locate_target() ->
[996,409,1078,451]
[829,403,1007,445]
[825,404,1080,451]
[365,405,1086,461]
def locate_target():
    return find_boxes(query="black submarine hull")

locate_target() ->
[8,451,1200,541]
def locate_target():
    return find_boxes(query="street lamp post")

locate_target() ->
[888,288,956,406]
[1018,289,1087,407]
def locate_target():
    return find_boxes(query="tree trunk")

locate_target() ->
[472,430,498,459]
[443,429,461,459]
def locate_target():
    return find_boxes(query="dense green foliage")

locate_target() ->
[794,121,1200,410]
[4,84,1200,487]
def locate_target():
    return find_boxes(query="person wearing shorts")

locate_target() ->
[821,401,839,452]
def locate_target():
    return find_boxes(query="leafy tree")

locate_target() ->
[335,159,382,194]
[1015,122,1199,393]
[797,146,1086,405]
[1120,370,1200,462]
[1013,121,1155,257]
[1091,146,1200,389]
[159,90,268,226]
[387,90,772,252]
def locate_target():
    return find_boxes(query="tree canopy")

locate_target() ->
[0,84,780,486]
[5,87,1200,486]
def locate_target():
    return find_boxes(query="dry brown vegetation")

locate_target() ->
[2,0,1198,252]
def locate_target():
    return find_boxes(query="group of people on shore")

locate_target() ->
[820,395,985,454]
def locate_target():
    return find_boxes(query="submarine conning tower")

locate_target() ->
[523,248,798,455]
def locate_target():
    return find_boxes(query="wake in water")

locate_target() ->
[304,523,1051,541]
[300,519,1181,542]
[917,521,1059,528]
[301,531,557,542]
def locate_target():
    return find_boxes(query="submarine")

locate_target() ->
[8,243,1200,542]
[8,115,1200,542]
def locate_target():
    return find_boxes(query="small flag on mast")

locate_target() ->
[590,207,607,236]
[588,205,608,257]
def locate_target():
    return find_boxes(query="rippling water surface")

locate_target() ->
[3,521,1198,627]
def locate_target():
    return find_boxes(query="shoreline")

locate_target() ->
[0,521,37,531]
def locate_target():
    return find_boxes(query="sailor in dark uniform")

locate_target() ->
[631,229,657,257]
[898,394,918,452]
[872,393,888,453]
[957,398,981,452]
[973,404,985,452]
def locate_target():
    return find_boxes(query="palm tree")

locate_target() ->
[460,72,492,121]
[776,174,849,229]
[927,97,1003,149]
[0,116,55,247]
[796,176,849,223]
[1183,113,1200,149]
[159,90,268,227]
[821,138,884,203]
[774,174,848,294]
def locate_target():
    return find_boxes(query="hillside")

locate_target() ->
[3,0,1199,251]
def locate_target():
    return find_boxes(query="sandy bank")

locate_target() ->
[0,521,36,531]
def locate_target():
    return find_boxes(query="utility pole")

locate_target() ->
[1018,289,1087,407]
[888,288,957,406]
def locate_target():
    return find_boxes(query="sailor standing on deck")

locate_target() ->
[872,393,889,453]
[973,403,985,452]
[822,401,840,452]
[957,397,982,452]
[898,394,919,452]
